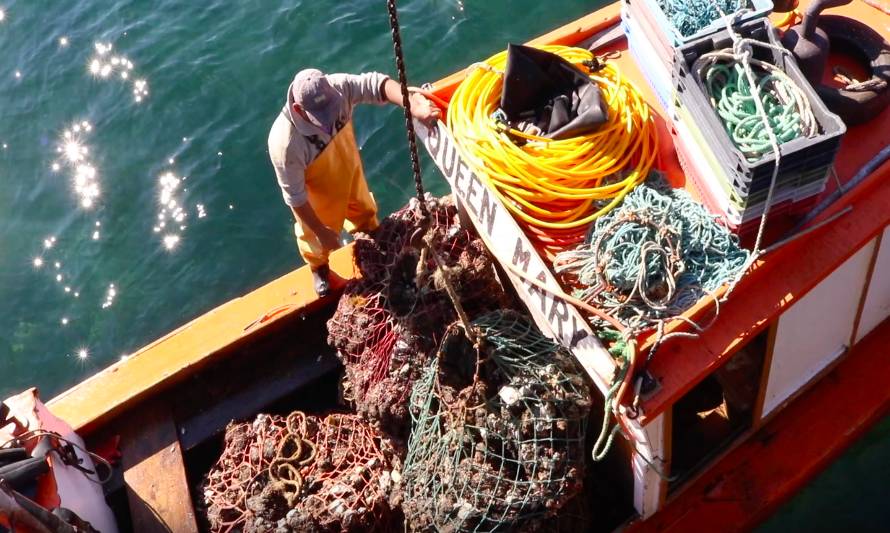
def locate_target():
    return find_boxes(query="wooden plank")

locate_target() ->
[416,120,616,396]
[48,245,357,435]
[626,316,890,532]
[120,402,199,533]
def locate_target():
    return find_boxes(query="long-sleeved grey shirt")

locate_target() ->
[268,72,390,208]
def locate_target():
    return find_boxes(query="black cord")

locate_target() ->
[386,0,429,218]
[1,430,113,485]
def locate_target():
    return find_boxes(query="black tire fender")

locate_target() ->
[815,15,890,126]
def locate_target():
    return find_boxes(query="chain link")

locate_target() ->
[386,0,429,217]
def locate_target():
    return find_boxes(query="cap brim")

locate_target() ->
[304,100,339,131]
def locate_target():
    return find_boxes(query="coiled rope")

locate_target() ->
[658,0,743,37]
[694,52,817,160]
[554,180,750,332]
[448,46,658,256]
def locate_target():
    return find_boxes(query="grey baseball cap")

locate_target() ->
[288,69,342,131]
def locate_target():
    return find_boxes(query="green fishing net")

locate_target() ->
[554,178,750,332]
[401,310,591,532]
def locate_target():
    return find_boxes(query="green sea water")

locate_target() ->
[0,0,886,528]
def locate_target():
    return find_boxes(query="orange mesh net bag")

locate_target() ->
[201,411,401,533]
[327,195,511,438]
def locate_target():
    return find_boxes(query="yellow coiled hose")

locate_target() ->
[447,45,658,256]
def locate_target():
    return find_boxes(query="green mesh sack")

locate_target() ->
[401,310,592,532]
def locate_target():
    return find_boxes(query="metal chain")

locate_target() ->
[386,0,429,217]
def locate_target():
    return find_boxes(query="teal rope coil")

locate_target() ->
[657,0,743,37]
[693,50,818,161]
[554,178,750,333]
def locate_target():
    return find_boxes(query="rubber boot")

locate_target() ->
[312,265,331,298]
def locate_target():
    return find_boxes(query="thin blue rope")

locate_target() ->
[658,0,743,37]
[555,178,750,330]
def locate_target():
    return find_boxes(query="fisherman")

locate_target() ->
[269,69,441,297]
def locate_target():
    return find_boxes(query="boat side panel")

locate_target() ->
[856,227,890,342]
[629,414,670,518]
[628,317,890,533]
[639,162,890,424]
[761,240,877,418]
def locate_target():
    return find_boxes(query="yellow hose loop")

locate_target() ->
[447,45,658,238]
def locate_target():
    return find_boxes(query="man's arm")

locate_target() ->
[327,72,441,123]
[268,118,341,253]
[292,202,341,251]
[380,78,441,124]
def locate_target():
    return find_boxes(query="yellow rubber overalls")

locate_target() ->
[295,121,379,268]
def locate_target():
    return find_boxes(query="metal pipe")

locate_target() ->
[795,144,890,230]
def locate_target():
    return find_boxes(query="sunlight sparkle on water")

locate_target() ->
[59,36,69,47]
[61,317,69,326]
[157,171,193,249]
[76,348,89,360]
[163,234,180,250]
[101,283,117,308]
[0,9,5,22]
[54,121,101,209]
[133,79,149,102]
[89,43,148,103]
[33,257,43,268]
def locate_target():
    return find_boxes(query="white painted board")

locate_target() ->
[414,120,618,395]
[855,226,890,342]
[761,240,876,418]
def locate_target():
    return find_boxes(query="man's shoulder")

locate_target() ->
[268,113,295,153]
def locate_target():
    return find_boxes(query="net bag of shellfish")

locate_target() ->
[401,310,592,532]
[327,195,510,437]
[201,411,401,533]
[349,194,505,324]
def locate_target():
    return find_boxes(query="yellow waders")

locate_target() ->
[295,121,379,269]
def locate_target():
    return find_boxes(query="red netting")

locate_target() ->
[326,285,401,391]
[328,195,512,439]
[202,412,400,533]
[290,413,401,532]
[202,414,289,533]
